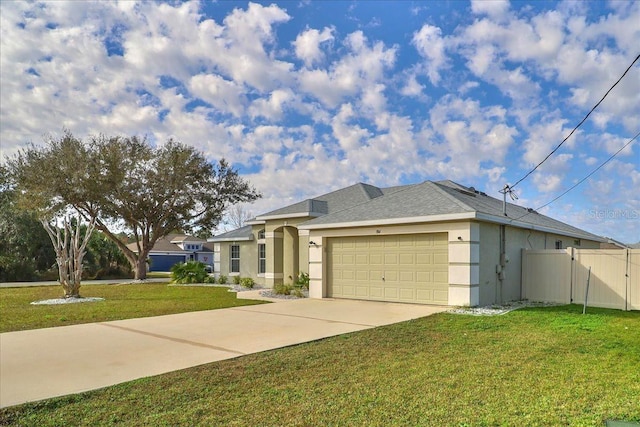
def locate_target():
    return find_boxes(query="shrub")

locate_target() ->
[240,277,255,289]
[273,283,293,295]
[294,272,310,290]
[292,287,305,298]
[170,262,208,284]
[233,275,241,285]
[203,275,217,284]
[217,275,227,284]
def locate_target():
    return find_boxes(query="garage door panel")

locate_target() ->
[385,271,398,281]
[399,253,415,264]
[416,253,432,264]
[369,286,384,298]
[328,233,448,305]
[434,290,448,302]
[356,254,368,264]
[370,254,383,265]
[399,271,414,281]
[434,271,448,282]
[384,287,398,299]
[356,270,369,281]
[434,253,448,264]
[384,253,398,264]
[399,288,414,300]
[416,289,433,302]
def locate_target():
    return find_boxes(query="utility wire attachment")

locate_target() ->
[499,184,518,216]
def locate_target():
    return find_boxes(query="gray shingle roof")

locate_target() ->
[208,225,254,242]
[256,183,386,218]
[298,180,604,241]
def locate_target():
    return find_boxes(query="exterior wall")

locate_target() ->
[215,240,257,282]
[298,230,310,275]
[308,220,479,306]
[478,223,601,305]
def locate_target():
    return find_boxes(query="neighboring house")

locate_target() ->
[209,180,604,307]
[600,237,629,249]
[126,234,214,272]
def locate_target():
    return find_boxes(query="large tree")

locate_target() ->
[8,131,261,279]
[0,166,56,281]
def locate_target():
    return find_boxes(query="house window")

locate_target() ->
[555,240,563,249]
[230,245,240,273]
[574,239,581,247]
[258,243,266,274]
[258,229,265,239]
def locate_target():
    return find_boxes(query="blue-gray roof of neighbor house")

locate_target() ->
[208,225,253,242]
[296,180,604,242]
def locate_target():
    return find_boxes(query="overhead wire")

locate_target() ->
[509,53,640,190]
[508,130,640,224]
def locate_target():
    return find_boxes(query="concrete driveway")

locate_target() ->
[0,298,447,408]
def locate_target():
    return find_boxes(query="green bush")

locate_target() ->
[203,275,217,284]
[233,275,241,285]
[294,272,310,290]
[273,283,293,295]
[170,262,208,284]
[240,277,255,289]
[217,275,227,284]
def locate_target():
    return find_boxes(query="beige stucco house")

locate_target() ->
[209,180,604,307]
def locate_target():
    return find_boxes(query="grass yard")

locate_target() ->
[1,304,638,426]
[0,283,267,333]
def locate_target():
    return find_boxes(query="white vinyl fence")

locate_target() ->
[522,248,639,311]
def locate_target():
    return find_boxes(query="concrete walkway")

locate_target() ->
[0,299,447,408]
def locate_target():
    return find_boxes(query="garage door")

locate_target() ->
[327,233,448,304]
[149,255,186,272]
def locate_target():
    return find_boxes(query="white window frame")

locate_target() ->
[230,244,240,274]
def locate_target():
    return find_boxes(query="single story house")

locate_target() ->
[209,180,604,306]
[127,234,214,272]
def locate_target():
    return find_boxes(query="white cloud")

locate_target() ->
[412,24,447,85]
[189,74,247,117]
[293,26,334,67]
[298,31,396,108]
[470,0,510,20]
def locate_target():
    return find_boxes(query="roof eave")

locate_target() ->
[298,212,476,230]
[474,212,606,242]
[255,212,323,221]
[208,236,254,243]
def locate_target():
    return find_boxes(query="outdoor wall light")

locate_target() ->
[458,236,463,240]
[309,241,317,246]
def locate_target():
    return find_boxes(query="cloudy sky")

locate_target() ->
[1,1,639,242]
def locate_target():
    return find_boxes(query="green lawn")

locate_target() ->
[0,283,267,333]
[1,304,638,426]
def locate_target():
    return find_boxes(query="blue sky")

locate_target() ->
[1,1,638,242]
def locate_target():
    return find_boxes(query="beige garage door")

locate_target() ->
[327,233,448,305]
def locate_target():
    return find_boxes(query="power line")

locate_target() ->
[509,130,639,224]
[510,53,640,190]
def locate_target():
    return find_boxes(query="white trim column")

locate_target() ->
[448,223,480,306]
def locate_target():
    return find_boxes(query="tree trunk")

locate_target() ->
[135,257,147,280]
[41,215,95,298]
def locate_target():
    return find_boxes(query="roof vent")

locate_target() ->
[454,188,477,197]
[527,208,538,214]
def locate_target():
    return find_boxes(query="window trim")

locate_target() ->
[230,244,240,273]
[258,243,266,275]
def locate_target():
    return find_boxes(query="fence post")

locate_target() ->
[625,248,630,311]
[569,247,575,304]
[582,266,591,314]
